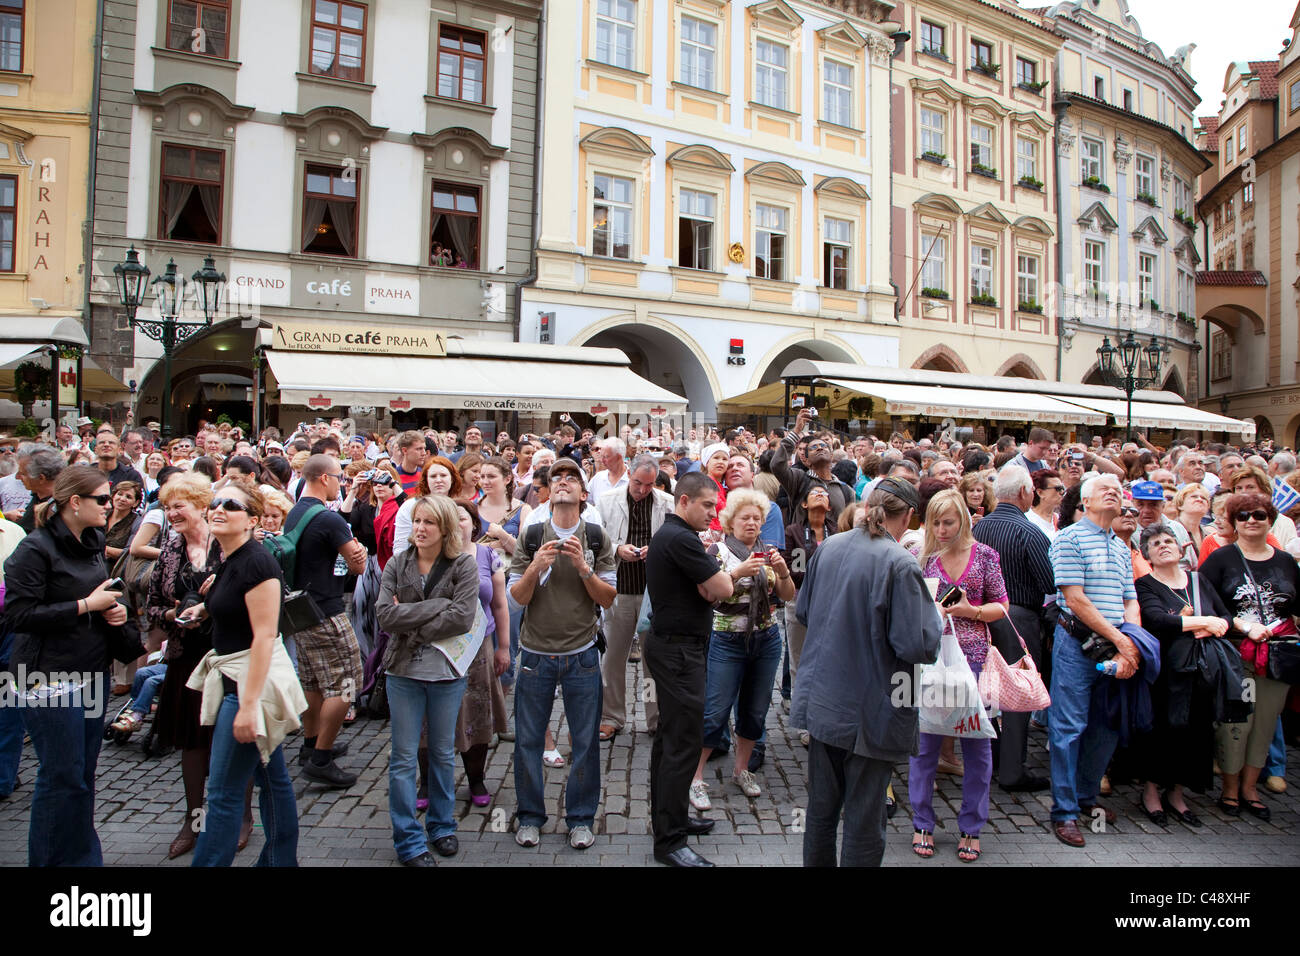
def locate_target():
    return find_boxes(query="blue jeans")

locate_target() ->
[501,606,524,688]
[1048,625,1119,822]
[514,645,602,829]
[0,632,22,796]
[387,674,467,860]
[129,663,167,717]
[702,626,782,749]
[193,694,298,867]
[21,673,108,866]
[1265,719,1286,779]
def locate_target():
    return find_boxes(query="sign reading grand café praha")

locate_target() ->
[272,321,447,357]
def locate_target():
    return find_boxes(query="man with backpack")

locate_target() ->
[278,455,368,787]
[507,456,616,850]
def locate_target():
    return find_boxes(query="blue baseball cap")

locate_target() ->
[1129,480,1164,501]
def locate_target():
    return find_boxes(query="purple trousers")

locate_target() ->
[909,734,993,836]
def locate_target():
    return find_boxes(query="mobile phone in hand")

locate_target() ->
[104,577,125,592]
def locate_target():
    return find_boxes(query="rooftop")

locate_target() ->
[1196,270,1267,286]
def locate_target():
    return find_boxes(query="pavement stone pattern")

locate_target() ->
[1,657,1296,867]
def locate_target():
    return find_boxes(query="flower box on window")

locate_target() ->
[1082,176,1110,193]
[921,151,948,166]
[1174,209,1195,229]
[1018,300,1043,314]
[1177,311,1195,325]
[1018,175,1044,190]
[1147,299,1160,312]
[921,287,949,300]
[971,60,1000,79]
[1018,80,1048,94]
[970,293,998,307]
[1136,191,1158,206]
[921,48,949,63]
[970,162,998,179]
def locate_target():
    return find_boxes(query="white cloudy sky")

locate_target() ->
[1128,0,1296,112]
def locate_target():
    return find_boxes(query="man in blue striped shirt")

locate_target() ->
[1047,474,1140,848]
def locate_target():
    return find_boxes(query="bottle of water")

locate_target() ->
[1096,660,1118,676]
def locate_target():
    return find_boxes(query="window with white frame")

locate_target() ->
[679,15,715,90]
[823,59,853,127]
[1174,176,1190,215]
[592,173,632,258]
[920,107,946,157]
[1081,137,1103,181]
[594,0,635,70]
[754,203,788,280]
[1083,239,1104,291]
[921,232,946,294]
[970,244,994,300]
[1016,254,1039,307]
[920,21,945,57]
[1211,329,1231,380]
[755,38,788,110]
[1244,182,1254,205]
[823,217,851,289]
[1138,253,1156,305]
[970,121,994,171]
[970,39,993,70]
[1225,135,1234,164]
[1291,77,1300,113]
[1015,57,1036,86]
[1238,125,1247,151]
[677,188,714,270]
[1177,269,1193,316]
[1016,137,1037,181]
[1135,154,1154,198]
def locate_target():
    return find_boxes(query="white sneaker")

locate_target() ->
[688,780,712,811]
[515,825,540,847]
[733,769,761,798]
[568,825,595,850]
[798,730,810,747]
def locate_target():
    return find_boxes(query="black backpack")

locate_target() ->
[518,521,608,652]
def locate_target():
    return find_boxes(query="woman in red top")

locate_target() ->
[373,470,406,570]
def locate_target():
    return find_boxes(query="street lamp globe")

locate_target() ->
[191,255,226,324]
[1144,335,1163,380]
[1119,332,1141,376]
[1098,336,1116,380]
[112,245,150,319]
[151,259,183,320]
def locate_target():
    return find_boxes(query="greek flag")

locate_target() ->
[1273,476,1300,514]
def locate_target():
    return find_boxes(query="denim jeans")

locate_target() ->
[702,626,782,749]
[1265,719,1287,779]
[387,674,467,860]
[514,645,602,829]
[1048,625,1118,822]
[0,631,22,797]
[501,606,524,688]
[128,662,168,717]
[21,673,108,866]
[193,693,298,867]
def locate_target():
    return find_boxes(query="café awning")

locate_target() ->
[1054,396,1256,436]
[819,378,1109,426]
[263,340,688,416]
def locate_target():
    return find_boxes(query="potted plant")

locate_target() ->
[971,162,998,178]
[13,418,40,438]
[920,287,949,300]
[921,150,948,165]
[1082,175,1111,193]
[1136,191,1158,206]
[1018,300,1044,314]
[1018,174,1044,190]
[1148,299,1160,312]
[972,60,1000,78]
[1177,311,1195,324]
[970,293,998,307]
[1019,79,1049,93]
[14,361,51,419]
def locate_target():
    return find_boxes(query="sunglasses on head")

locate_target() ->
[1235,510,1270,523]
[210,497,251,514]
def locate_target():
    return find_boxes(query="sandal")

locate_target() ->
[1216,796,1241,817]
[911,829,934,858]
[599,724,619,741]
[543,749,565,768]
[957,832,981,863]
[344,705,357,724]
[1242,798,1270,822]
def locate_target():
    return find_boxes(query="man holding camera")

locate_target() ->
[771,408,854,526]
[1047,473,1140,847]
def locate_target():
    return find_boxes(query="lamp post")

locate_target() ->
[1097,330,1165,441]
[113,247,225,438]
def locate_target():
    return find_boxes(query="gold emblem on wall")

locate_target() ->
[727,242,745,263]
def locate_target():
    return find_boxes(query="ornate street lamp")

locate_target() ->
[113,249,225,438]
[1097,330,1165,440]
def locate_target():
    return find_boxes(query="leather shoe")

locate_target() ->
[401,852,436,867]
[1000,774,1050,792]
[298,740,350,764]
[1080,802,1116,825]
[1054,820,1086,848]
[685,817,715,835]
[168,828,197,859]
[655,846,715,867]
[302,758,358,788]
[432,835,459,857]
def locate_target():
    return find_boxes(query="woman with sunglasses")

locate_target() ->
[1198,492,1299,821]
[4,466,142,864]
[182,484,299,866]
[1111,500,1150,578]
[146,471,251,859]
[1029,470,1064,540]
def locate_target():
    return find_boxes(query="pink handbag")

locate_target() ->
[978,616,1051,713]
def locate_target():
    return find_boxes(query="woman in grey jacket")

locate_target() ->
[377,495,480,866]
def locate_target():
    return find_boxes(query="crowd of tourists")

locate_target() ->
[0,411,1295,866]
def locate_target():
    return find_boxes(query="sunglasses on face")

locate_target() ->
[83,493,112,506]
[1119,506,1139,517]
[1046,484,1065,493]
[210,497,251,514]
[1235,510,1270,523]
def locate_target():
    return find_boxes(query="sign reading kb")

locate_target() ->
[273,321,448,358]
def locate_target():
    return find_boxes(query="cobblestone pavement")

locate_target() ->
[1,658,1296,867]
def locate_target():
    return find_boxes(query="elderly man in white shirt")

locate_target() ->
[587,437,629,501]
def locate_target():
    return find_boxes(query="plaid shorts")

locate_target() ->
[294,612,363,699]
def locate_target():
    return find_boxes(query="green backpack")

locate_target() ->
[262,503,327,587]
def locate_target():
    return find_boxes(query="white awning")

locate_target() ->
[1054,396,1257,436]
[820,379,1109,426]
[0,343,46,368]
[0,316,90,347]
[264,350,688,416]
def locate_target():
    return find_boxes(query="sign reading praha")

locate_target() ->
[273,322,447,357]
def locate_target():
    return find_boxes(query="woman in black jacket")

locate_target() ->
[4,465,141,866]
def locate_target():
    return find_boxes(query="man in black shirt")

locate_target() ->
[643,471,733,867]
[285,455,368,787]
[93,432,145,490]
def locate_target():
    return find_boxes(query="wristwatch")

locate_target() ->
[579,567,595,580]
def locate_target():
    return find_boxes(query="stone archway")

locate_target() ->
[752,334,863,388]
[994,353,1046,379]
[136,320,258,435]
[1253,415,1274,443]
[912,344,970,374]
[571,318,717,420]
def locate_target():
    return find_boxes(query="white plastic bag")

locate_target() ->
[918,620,998,739]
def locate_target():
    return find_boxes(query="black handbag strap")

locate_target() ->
[1233,544,1272,626]
[422,556,450,600]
